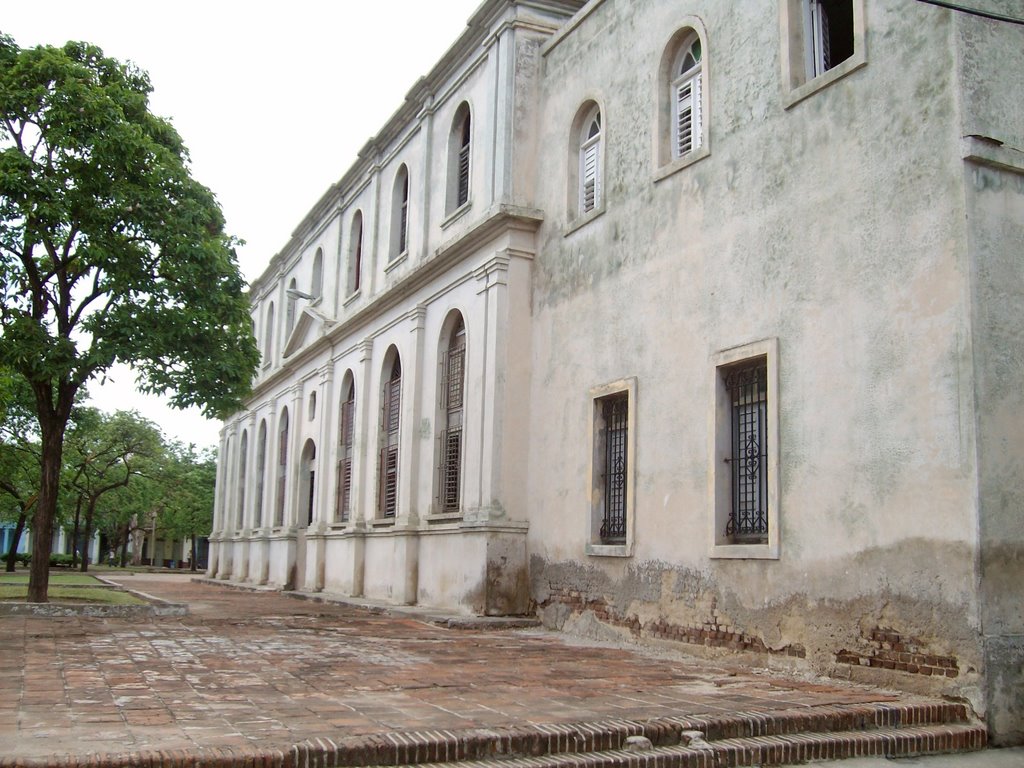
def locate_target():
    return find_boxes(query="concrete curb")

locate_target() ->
[0,575,188,617]
[190,576,540,629]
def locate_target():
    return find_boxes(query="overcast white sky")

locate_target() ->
[4,0,482,451]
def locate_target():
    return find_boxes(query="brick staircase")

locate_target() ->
[287,701,986,768]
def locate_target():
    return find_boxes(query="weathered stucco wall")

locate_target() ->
[527,0,989,722]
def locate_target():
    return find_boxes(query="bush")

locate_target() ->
[49,553,74,567]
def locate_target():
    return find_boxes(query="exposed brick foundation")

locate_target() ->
[542,587,806,658]
[836,627,959,678]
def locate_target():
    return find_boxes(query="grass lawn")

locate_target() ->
[0,573,147,604]
[0,572,105,586]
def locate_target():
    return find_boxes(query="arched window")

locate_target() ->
[219,438,232,534]
[671,33,703,159]
[336,373,356,522]
[447,103,472,213]
[378,350,402,518]
[391,166,410,260]
[264,303,275,362]
[255,420,267,528]
[436,313,466,513]
[311,248,323,300]
[286,278,298,333]
[299,440,316,527]
[348,210,363,295]
[237,430,248,531]
[275,408,289,527]
[578,105,602,215]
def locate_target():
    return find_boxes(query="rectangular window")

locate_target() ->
[599,394,628,543]
[724,361,768,541]
[587,378,637,557]
[710,340,779,559]
[781,0,865,107]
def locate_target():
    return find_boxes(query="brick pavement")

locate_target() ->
[0,573,945,764]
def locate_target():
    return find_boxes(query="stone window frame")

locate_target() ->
[780,0,866,109]
[585,377,637,558]
[709,338,780,560]
[566,99,607,233]
[654,18,711,183]
[445,102,473,219]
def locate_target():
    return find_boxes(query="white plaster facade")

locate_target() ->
[212,0,1024,745]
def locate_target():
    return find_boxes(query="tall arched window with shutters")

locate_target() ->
[447,103,472,213]
[255,420,267,527]
[378,350,402,518]
[671,34,703,159]
[436,313,466,513]
[275,408,289,527]
[311,248,323,300]
[264,303,275,363]
[348,211,363,295]
[578,106,602,215]
[336,373,356,523]
[237,430,248,531]
[391,166,410,260]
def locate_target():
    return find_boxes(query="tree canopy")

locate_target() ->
[0,35,258,600]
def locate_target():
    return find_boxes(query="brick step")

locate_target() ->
[394,723,987,768]
[290,701,981,767]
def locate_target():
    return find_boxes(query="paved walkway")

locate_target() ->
[0,573,993,764]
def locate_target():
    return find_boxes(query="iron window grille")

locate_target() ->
[723,359,768,542]
[599,393,628,544]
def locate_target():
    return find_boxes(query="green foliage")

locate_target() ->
[0,34,258,598]
[0,36,259,416]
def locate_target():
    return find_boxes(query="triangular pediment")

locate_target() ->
[282,307,332,358]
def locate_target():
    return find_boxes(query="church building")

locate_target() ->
[210,0,1024,745]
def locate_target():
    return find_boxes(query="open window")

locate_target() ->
[782,0,865,105]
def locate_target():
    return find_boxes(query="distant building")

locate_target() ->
[211,0,1024,745]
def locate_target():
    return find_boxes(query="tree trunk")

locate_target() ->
[70,496,82,569]
[120,522,130,567]
[28,416,68,602]
[80,497,96,573]
[5,511,27,572]
[190,534,197,572]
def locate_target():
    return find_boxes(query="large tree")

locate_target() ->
[63,408,162,571]
[0,36,259,601]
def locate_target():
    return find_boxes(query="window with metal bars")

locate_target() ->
[378,358,401,518]
[436,320,466,512]
[336,387,355,522]
[723,360,768,542]
[598,393,628,544]
[275,408,289,527]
